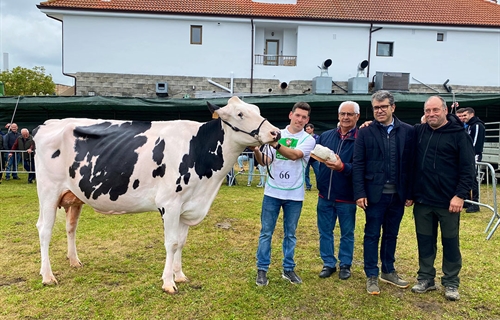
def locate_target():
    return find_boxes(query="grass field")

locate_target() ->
[1,174,499,319]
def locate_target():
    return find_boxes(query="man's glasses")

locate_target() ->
[372,105,391,112]
[339,112,357,117]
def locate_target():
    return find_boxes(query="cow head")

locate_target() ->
[207,96,280,146]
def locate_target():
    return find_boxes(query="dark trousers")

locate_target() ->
[363,193,405,277]
[413,203,462,288]
[23,155,36,182]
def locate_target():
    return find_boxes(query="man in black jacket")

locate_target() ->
[353,90,415,295]
[411,96,475,301]
[464,107,485,213]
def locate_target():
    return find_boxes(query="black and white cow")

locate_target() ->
[34,96,280,294]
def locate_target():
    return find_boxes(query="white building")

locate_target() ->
[38,0,500,97]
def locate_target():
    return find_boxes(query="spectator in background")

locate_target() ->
[4,123,21,180]
[463,107,486,213]
[353,90,415,295]
[455,107,468,129]
[237,147,255,187]
[316,101,360,281]
[252,102,316,286]
[9,128,36,183]
[304,123,319,191]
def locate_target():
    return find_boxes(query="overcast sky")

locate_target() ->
[0,0,73,86]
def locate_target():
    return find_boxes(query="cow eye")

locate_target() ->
[238,112,243,118]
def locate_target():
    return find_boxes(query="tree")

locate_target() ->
[0,66,56,96]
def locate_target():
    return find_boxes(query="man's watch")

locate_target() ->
[274,143,282,150]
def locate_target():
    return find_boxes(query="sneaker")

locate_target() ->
[306,187,311,191]
[256,270,268,286]
[411,279,437,293]
[466,204,480,213]
[282,270,302,284]
[238,169,245,173]
[367,276,380,295]
[256,183,263,188]
[444,286,460,301]
[5,177,10,181]
[380,271,409,288]
[247,183,251,187]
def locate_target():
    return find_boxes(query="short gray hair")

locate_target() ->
[338,101,360,114]
[371,90,395,105]
[425,95,447,110]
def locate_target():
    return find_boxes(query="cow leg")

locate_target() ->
[173,222,189,283]
[161,208,180,294]
[66,205,83,268]
[36,200,59,285]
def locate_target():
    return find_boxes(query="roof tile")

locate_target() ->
[38,0,500,27]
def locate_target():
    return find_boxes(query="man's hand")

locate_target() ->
[359,120,372,129]
[324,156,343,171]
[356,198,368,210]
[449,196,464,213]
[405,199,414,207]
[8,153,12,158]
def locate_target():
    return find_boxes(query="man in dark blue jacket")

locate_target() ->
[353,90,415,295]
[316,101,360,280]
[411,96,474,301]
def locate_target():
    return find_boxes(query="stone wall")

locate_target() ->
[74,72,500,98]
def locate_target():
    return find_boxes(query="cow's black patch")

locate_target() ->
[70,121,151,201]
[151,138,166,178]
[152,164,166,178]
[175,119,224,192]
[52,150,61,158]
[158,207,165,218]
[133,179,140,189]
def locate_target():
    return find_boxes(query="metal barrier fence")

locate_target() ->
[466,161,499,240]
[0,149,36,174]
[227,152,267,187]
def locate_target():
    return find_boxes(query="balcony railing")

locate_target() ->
[254,54,297,66]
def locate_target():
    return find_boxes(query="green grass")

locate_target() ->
[1,174,500,319]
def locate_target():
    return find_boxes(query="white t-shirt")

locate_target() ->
[263,126,316,201]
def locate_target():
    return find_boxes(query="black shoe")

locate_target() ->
[13,177,20,180]
[306,187,311,191]
[28,180,33,184]
[466,204,480,213]
[256,269,268,286]
[319,266,337,278]
[282,270,302,284]
[339,266,351,280]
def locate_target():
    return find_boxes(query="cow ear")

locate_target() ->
[207,101,220,114]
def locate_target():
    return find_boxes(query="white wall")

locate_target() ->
[63,14,253,79]
[369,26,500,86]
[59,12,500,87]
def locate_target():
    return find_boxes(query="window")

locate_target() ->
[376,42,394,57]
[437,33,444,41]
[190,25,202,45]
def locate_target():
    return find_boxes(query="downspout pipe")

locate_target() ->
[250,18,254,94]
[367,24,382,80]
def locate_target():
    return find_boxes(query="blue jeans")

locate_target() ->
[317,197,356,268]
[237,155,255,184]
[256,195,303,272]
[305,161,319,189]
[5,153,20,179]
[363,193,405,277]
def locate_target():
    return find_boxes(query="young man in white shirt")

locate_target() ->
[252,101,316,286]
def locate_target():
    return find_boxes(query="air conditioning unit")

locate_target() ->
[374,72,410,91]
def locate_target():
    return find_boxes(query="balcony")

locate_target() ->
[254,54,297,66]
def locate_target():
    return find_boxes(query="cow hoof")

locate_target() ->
[175,276,189,283]
[69,259,83,268]
[42,277,58,286]
[162,285,179,294]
